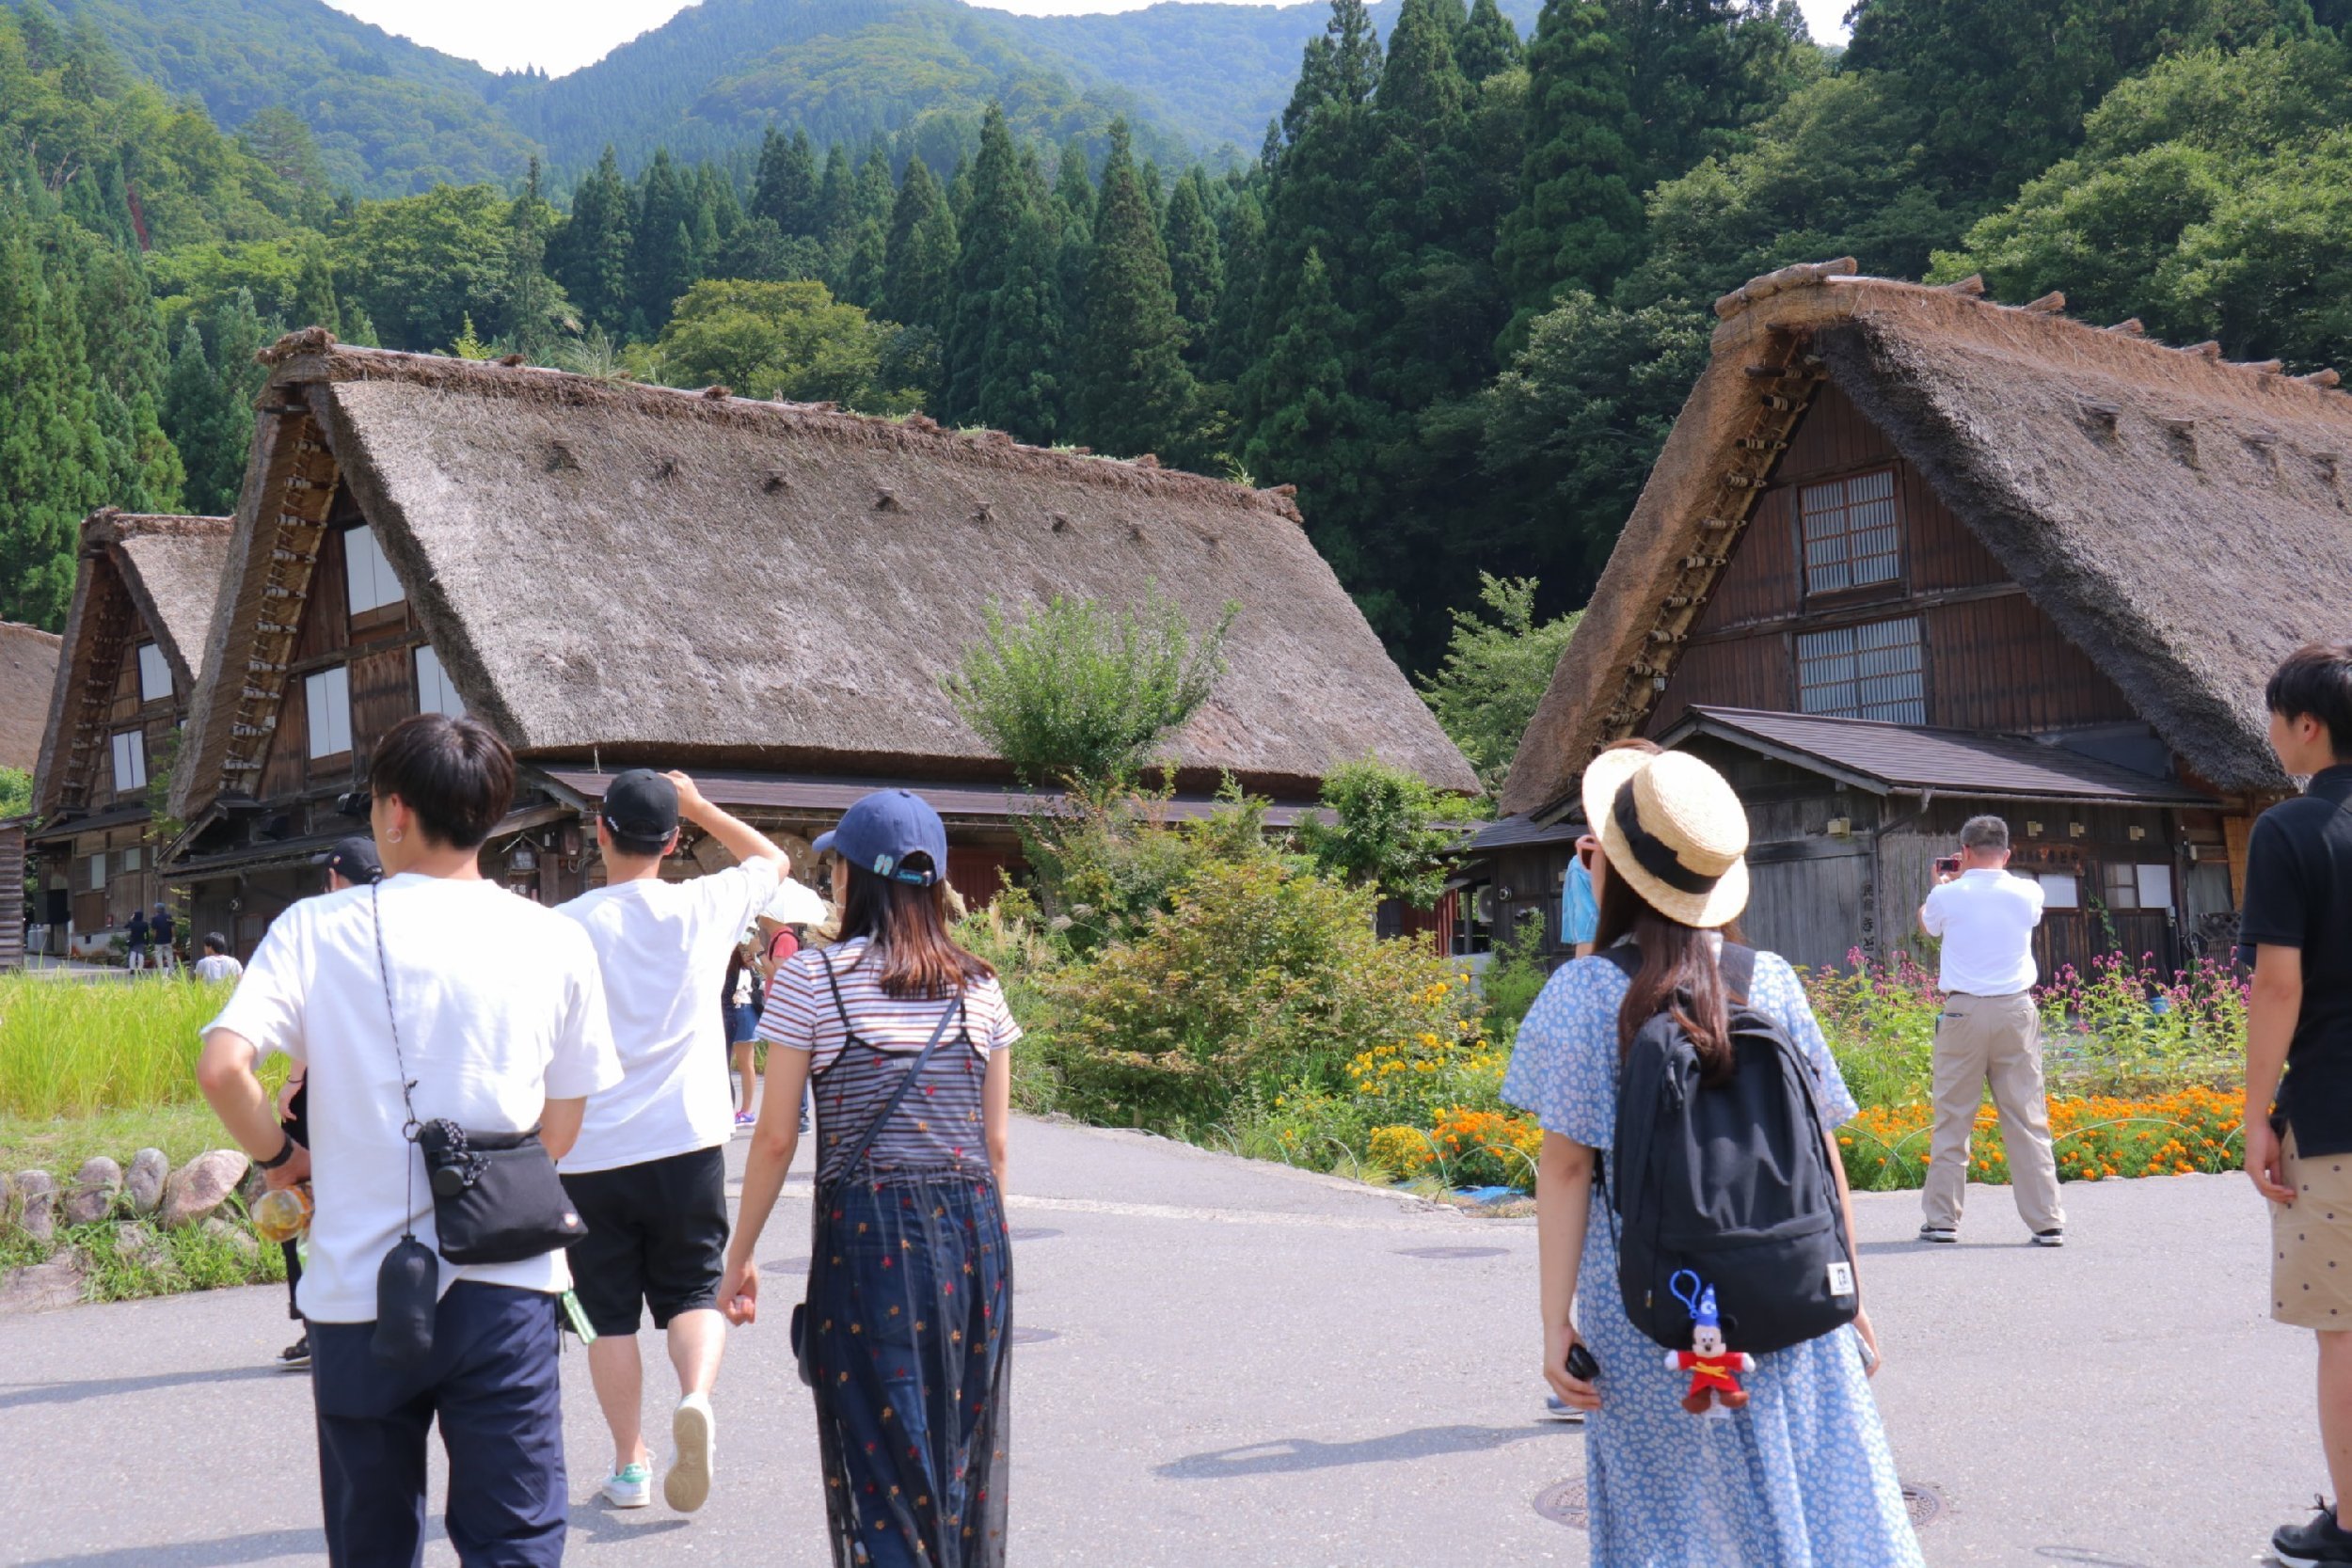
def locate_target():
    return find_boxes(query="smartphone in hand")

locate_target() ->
[1566,1341,1600,1382]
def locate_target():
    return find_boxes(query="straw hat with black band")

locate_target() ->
[1580,748,1751,930]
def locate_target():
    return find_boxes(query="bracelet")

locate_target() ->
[257,1132,296,1171]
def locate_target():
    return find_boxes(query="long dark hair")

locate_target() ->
[1592,867,1736,1086]
[838,852,994,999]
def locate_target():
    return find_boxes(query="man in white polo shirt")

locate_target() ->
[556,769,784,1516]
[1916,814,2066,1247]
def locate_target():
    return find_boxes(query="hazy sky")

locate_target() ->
[327,0,1853,78]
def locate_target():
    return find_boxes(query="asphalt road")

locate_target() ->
[0,1117,2316,1566]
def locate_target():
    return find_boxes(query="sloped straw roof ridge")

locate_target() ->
[1501,262,2352,816]
[0,620,61,778]
[176,331,1473,811]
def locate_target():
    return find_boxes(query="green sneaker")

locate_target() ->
[601,1461,652,1510]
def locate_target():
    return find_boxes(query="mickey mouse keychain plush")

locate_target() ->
[1663,1270,1754,1418]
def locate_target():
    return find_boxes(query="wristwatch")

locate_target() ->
[257,1132,297,1171]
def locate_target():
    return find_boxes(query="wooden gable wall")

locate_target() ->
[1646,381,2139,737]
[254,482,426,808]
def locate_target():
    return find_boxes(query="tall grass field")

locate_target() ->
[0,976,236,1118]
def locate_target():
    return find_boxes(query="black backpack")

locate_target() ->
[1599,942,1858,1356]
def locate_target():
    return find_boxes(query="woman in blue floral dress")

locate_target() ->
[1502,748,1923,1566]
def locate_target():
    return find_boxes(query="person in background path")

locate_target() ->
[723,940,762,1127]
[124,907,150,972]
[1915,816,2064,1246]
[151,903,177,974]
[2237,644,2352,1568]
[722,788,1017,1568]
[555,769,785,1514]
[197,714,620,1568]
[269,835,388,1373]
[193,932,242,985]
[1504,748,1916,1562]
[754,907,807,1129]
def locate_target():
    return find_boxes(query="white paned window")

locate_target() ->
[88,852,105,891]
[415,645,465,719]
[1800,468,1902,594]
[110,729,147,791]
[2137,863,2174,912]
[2039,874,2080,910]
[2103,862,2175,912]
[343,525,404,614]
[123,847,142,872]
[1795,616,1926,724]
[306,665,353,758]
[136,641,171,703]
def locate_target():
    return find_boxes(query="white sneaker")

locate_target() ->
[601,1461,652,1509]
[666,1392,715,1513]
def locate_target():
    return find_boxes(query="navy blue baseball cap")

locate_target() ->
[813,789,948,886]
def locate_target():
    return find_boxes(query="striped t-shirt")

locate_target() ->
[756,938,1019,1181]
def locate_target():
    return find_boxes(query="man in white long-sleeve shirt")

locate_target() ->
[1915,814,2066,1247]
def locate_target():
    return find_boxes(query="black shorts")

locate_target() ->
[560,1146,729,1336]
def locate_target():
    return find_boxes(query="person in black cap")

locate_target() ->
[555,768,787,1513]
[263,834,389,1372]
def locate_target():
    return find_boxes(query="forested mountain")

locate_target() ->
[20,0,1545,196]
[5,0,2350,680]
[37,0,534,193]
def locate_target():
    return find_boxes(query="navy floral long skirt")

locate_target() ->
[806,1166,1010,1567]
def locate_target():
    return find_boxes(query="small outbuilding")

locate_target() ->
[168,332,1474,953]
[1489,261,2352,974]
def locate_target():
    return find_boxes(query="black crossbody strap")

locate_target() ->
[828,985,966,1180]
[372,882,424,1240]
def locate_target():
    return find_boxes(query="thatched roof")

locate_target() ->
[33,512,230,815]
[174,333,1472,817]
[0,621,61,775]
[1502,261,2352,817]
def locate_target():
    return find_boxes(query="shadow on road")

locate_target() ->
[16,1526,325,1566]
[1156,1423,1565,1479]
[0,1363,282,1410]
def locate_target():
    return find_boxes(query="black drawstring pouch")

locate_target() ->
[373,1234,437,1370]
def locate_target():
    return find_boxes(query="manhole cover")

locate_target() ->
[1533,1478,1589,1528]
[1395,1245,1508,1260]
[1536,1477,1946,1531]
[1010,1326,1059,1344]
[1010,1227,1063,1242]
[759,1258,812,1275]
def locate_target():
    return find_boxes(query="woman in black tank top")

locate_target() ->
[722,790,1013,1568]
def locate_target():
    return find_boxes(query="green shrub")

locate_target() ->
[943,584,1237,786]
[1479,917,1553,1042]
[1296,758,1466,909]
[1034,855,1480,1129]
[1014,780,1271,956]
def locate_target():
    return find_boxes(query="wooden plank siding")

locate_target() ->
[1650,379,2143,741]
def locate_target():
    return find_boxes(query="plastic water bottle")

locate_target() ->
[251,1182,313,1244]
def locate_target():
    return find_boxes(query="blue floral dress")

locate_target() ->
[1502,948,1925,1567]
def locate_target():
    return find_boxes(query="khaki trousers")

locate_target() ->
[1920,990,2065,1234]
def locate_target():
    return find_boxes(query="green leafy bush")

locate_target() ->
[944,585,1236,786]
[1033,853,1481,1130]
[1013,780,1270,956]
[1296,758,1465,908]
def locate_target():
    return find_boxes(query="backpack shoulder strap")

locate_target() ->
[1597,942,1640,979]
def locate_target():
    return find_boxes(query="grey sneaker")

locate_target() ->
[1542,1394,1587,1425]
[601,1461,652,1509]
[2031,1228,2066,1248]
[1917,1224,1958,1243]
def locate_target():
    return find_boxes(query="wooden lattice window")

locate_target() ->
[1799,468,1900,594]
[1795,616,1926,723]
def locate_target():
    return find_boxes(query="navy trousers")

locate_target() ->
[310,1281,568,1568]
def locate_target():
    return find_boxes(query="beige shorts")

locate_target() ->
[2272,1129,2352,1329]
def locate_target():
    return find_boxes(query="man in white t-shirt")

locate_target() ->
[197,714,621,1568]
[1916,813,2066,1247]
[556,768,785,1514]
[191,932,242,984]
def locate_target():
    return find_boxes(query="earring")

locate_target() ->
[386,828,405,846]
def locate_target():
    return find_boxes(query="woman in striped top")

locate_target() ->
[722,789,1014,1568]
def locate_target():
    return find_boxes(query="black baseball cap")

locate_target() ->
[323,835,383,884]
[601,768,678,855]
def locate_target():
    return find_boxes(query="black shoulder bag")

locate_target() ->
[373,883,588,1270]
[788,968,967,1386]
